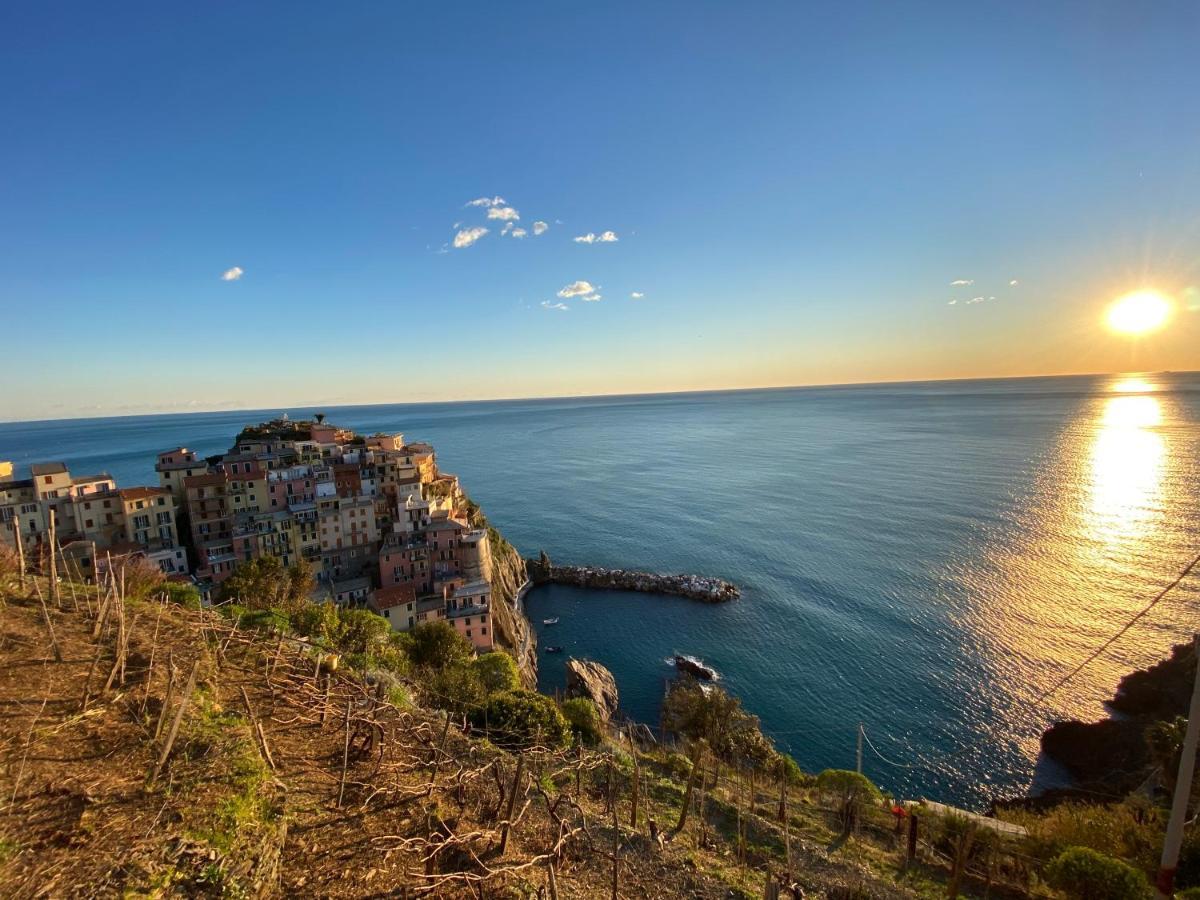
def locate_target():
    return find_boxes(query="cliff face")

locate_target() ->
[487,530,537,688]
[463,498,537,688]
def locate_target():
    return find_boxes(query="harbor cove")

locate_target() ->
[4,373,1198,809]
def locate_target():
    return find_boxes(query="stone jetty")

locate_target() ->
[527,557,739,603]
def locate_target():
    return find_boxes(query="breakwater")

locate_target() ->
[527,559,739,603]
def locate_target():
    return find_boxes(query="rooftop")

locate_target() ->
[372,584,417,609]
[30,462,68,476]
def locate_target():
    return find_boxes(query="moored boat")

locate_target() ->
[543,617,560,625]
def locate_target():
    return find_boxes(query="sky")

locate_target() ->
[1,1,1199,421]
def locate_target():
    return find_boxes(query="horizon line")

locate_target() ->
[1,368,1191,427]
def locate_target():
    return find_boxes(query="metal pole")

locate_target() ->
[856,722,864,775]
[1156,633,1200,899]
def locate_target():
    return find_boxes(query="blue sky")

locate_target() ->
[2,1,1198,420]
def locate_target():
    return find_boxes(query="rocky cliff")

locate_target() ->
[1039,640,1197,799]
[465,500,537,688]
[565,658,620,721]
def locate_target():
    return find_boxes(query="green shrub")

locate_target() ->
[816,769,881,833]
[240,608,290,633]
[472,652,520,694]
[473,689,570,751]
[216,602,246,623]
[334,608,392,657]
[1045,846,1150,900]
[664,751,693,780]
[290,601,340,644]
[409,621,473,670]
[161,581,202,610]
[426,663,486,715]
[561,697,603,746]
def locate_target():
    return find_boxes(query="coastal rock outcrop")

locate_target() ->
[565,658,620,721]
[1038,640,1197,800]
[529,557,739,603]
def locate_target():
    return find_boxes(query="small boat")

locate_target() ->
[674,654,718,681]
[542,617,560,626]
[545,645,563,653]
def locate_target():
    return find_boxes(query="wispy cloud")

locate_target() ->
[453,226,488,248]
[950,279,974,286]
[487,206,520,221]
[510,227,527,239]
[948,299,958,305]
[532,221,548,236]
[966,296,987,305]
[1009,279,1019,286]
[574,231,618,244]
[630,291,645,299]
[541,301,569,311]
[221,266,244,281]
[466,196,506,207]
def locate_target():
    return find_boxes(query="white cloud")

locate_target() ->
[630,291,645,299]
[948,299,958,305]
[580,293,602,302]
[466,196,506,207]
[557,280,598,298]
[966,296,986,304]
[487,206,520,221]
[541,300,569,311]
[532,221,548,236]
[501,222,514,235]
[221,266,244,281]
[574,230,619,244]
[510,227,527,239]
[453,226,489,248]
[950,279,974,286]
[1009,279,1019,286]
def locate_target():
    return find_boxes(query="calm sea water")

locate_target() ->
[3,373,1199,808]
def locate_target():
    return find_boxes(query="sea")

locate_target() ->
[3,372,1198,809]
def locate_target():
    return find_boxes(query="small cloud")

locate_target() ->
[580,293,602,302]
[1009,279,1019,286]
[574,230,619,244]
[541,301,569,311]
[510,227,527,239]
[558,280,598,298]
[948,299,958,305]
[630,291,645,299]
[966,296,986,304]
[501,222,514,235]
[532,221,548,236]
[221,266,244,281]
[487,206,520,221]
[466,196,506,207]
[950,279,974,286]
[453,226,489,248]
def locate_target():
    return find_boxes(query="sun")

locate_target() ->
[1106,289,1172,335]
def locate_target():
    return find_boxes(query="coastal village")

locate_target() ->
[0,417,503,652]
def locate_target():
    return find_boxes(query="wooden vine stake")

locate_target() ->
[147,659,199,788]
[337,699,352,808]
[13,513,26,592]
[498,752,525,855]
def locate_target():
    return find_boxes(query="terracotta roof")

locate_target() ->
[184,472,228,488]
[119,486,169,501]
[372,584,417,610]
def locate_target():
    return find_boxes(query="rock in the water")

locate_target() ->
[565,658,620,721]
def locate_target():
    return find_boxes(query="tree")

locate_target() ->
[472,652,520,694]
[1045,846,1150,900]
[427,663,486,716]
[561,697,604,746]
[816,769,880,835]
[335,607,392,656]
[473,689,569,751]
[409,620,474,670]
[290,601,341,644]
[772,753,807,822]
[218,556,313,612]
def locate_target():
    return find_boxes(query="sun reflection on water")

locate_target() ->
[1087,380,1165,548]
